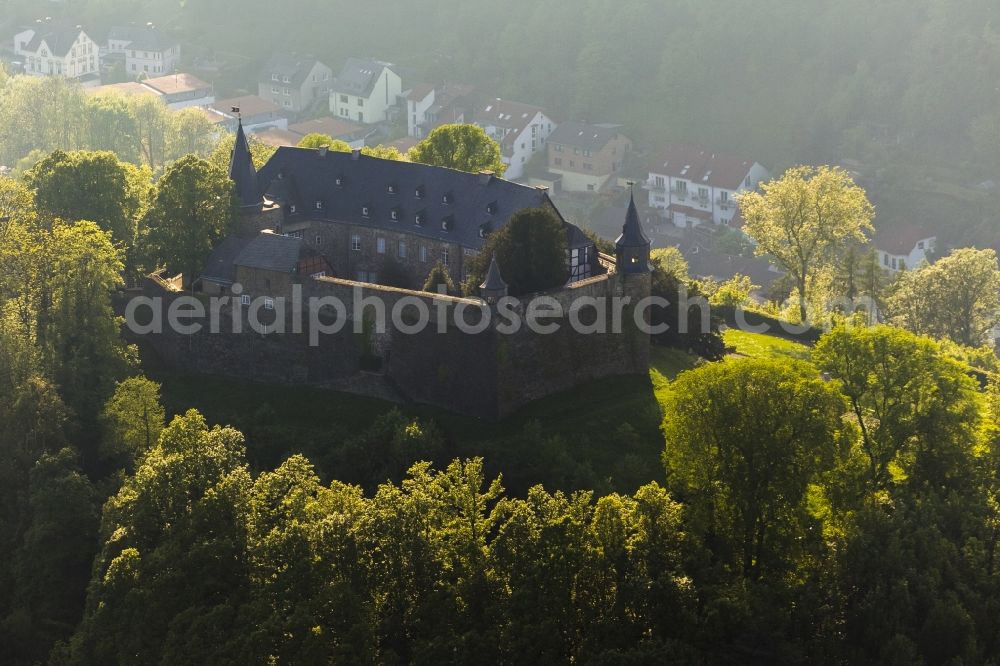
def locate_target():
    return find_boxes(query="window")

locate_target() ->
[918,241,925,250]
[415,186,424,198]
[883,254,889,266]
[390,208,399,220]
[442,192,452,204]
[420,246,428,262]
[357,111,364,122]
[442,248,449,264]
[362,206,370,217]
[282,75,290,83]
[675,180,687,196]
[377,237,386,254]
[340,94,348,103]
[698,187,709,200]
[554,157,562,166]
[241,294,251,306]
[583,163,593,171]
[554,144,563,152]
[311,271,326,279]
[289,204,297,214]
[442,215,454,231]
[720,190,729,202]
[315,200,323,210]
[486,201,497,214]
[415,211,425,226]
[351,235,361,251]
[335,176,343,187]
[891,258,897,269]
[357,97,364,107]
[387,183,396,193]
[264,297,275,311]
[315,234,323,246]
[398,241,407,258]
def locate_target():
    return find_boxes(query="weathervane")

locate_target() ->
[231,106,241,120]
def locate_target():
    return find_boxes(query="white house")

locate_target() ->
[405,82,476,138]
[329,57,401,124]
[472,98,555,180]
[258,53,333,114]
[106,24,180,77]
[874,227,936,272]
[14,20,100,81]
[645,145,769,228]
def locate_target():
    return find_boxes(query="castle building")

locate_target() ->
[218,121,598,293]
[148,128,653,420]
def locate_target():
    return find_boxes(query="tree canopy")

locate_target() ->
[408,124,506,176]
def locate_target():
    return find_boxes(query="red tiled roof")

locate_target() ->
[649,144,758,190]
[875,226,936,255]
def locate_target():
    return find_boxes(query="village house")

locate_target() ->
[13,19,100,82]
[874,227,936,272]
[329,58,402,124]
[258,53,332,114]
[210,95,288,133]
[141,72,214,109]
[106,24,180,77]
[405,83,477,138]
[645,145,769,228]
[546,122,632,192]
[473,98,556,180]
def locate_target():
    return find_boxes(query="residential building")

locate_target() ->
[141,73,214,109]
[405,83,477,138]
[85,80,164,101]
[258,53,333,114]
[645,145,769,228]
[287,117,373,149]
[546,122,632,192]
[473,98,555,180]
[210,95,288,132]
[874,227,936,272]
[106,24,180,76]
[13,19,99,81]
[329,57,402,124]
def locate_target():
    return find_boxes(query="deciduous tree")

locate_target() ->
[408,124,506,175]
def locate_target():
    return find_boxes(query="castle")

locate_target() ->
[139,123,652,420]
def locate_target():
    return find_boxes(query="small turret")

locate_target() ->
[479,253,508,303]
[229,118,261,210]
[615,188,650,273]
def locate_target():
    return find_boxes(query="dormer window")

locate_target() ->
[486,201,497,214]
[479,224,490,238]
[362,206,370,217]
[442,192,453,204]
[442,215,454,231]
[289,204,297,214]
[387,183,396,194]
[315,200,323,210]
[390,208,399,221]
[415,185,424,199]
[415,211,425,226]
[335,175,344,187]
[271,73,278,81]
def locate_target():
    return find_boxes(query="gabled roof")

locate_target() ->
[256,148,589,251]
[108,24,176,52]
[548,121,625,152]
[649,144,759,190]
[259,52,328,87]
[22,21,90,58]
[473,98,547,134]
[405,82,436,103]
[330,57,398,98]
[875,226,936,255]
[234,232,302,273]
[200,236,252,284]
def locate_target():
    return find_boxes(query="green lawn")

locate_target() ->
[723,328,811,362]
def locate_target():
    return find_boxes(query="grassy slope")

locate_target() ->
[723,328,811,362]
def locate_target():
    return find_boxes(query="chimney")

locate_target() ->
[317,145,328,157]
[478,170,494,185]
[351,148,361,160]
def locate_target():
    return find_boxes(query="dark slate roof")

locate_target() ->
[230,121,260,208]
[257,148,590,251]
[201,236,251,284]
[548,121,623,152]
[233,233,302,273]
[480,254,507,291]
[616,192,650,248]
[259,52,326,87]
[25,22,88,58]
[330,57,397,97]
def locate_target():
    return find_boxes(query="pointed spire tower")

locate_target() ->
[479,253,508,303]
[615,186,651,273]
[230,118,261,210]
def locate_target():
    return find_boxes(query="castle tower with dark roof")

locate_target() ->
[615,189,651,274]
[230,119,261,210]
[479,253,508,304]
